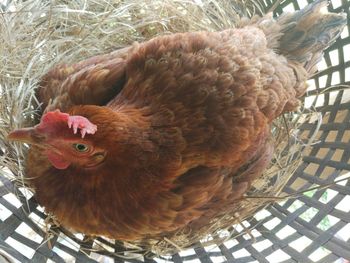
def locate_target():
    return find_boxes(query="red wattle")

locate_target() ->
[45,150,71,170]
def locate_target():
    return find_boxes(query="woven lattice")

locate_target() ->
[1,0,350,262]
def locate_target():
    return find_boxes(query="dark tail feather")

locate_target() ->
[277,0,346,72]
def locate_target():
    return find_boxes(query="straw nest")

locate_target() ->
[0,0,324,259]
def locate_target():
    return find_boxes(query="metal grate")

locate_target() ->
[1,0,349,262]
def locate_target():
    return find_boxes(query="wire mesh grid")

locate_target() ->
[0,0,349,262]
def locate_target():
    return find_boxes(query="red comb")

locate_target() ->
[40,110,69,124]
[38,110,97,138]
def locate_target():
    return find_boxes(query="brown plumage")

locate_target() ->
[8,0,345,240]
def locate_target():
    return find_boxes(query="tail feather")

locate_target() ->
[277,0,346,71]
[243,0,347,109]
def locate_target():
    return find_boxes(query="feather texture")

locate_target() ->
[9,0,346,240]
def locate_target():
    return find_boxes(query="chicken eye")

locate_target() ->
[73,143,89,152]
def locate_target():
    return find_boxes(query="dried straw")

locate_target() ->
[0,0,324,259]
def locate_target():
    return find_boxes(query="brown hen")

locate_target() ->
[8,0,346,240]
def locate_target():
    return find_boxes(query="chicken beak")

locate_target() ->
[7,127,44,145]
